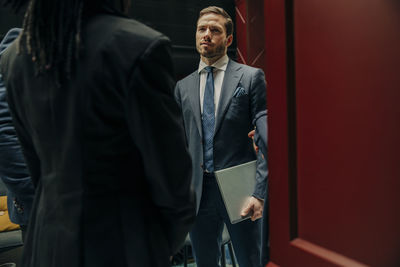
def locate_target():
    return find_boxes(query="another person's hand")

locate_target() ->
[240,196,264,221]
[248,129,259,153]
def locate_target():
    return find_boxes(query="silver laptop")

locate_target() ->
[215,160,257,224]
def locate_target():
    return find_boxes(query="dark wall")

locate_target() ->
[0,0,236,79]
[128,0,236,79]
[0,6,24,40]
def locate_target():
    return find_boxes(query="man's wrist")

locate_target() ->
[251,195,264,202]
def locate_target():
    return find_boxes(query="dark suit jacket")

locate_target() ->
[0,12,196,267]
[254,110,268,157]
[175,59,267,212]
[0,28,34,226]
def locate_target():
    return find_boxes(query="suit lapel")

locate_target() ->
[215,60,243,135]
[188,72,202,138]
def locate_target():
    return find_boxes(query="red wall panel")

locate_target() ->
[265,0,400,266]
[295,1,400,265]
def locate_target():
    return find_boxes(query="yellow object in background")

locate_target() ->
[0,196,20,232]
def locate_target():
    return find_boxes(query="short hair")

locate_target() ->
[198,6,234,36]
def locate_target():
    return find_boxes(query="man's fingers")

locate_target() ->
[242,197,264,220]
[241,203,252,216]
[251,209,263,221]
[240,206,250,216]
[248,129,255,138]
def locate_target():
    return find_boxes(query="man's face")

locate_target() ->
[196,13,233,61]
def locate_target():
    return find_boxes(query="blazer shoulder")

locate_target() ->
[177,70,198,87]
[228,59,263,74]
[119,17,165,42]
[83,15,170,74]
[92,15,167,47]
[0,29,21,77]
[0,42,18,79]
[0,28,22,54]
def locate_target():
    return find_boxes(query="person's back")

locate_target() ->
[0,1,196,266]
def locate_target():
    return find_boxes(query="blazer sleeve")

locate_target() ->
[0,30,36,201]
[253,110,268,157]
[253,150,268,200]
[125,36,196,255]
[1,47,41,190]
[249,69,268,200]
[249,68,267,120]
[0,93,35,193]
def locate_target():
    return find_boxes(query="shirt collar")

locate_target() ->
[198,54,229,74]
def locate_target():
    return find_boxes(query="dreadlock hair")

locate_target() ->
[12,0,84,86]
[2,0,131,86]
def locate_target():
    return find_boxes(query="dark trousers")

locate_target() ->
[190,173,262,267]
[261,192,270,265]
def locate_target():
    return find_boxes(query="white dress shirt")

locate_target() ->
[198,55,229,115]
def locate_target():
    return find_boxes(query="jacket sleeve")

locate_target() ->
[254,110,268,157]
[0,29,35,225]
[253,147,268,200]
[0,75,35,210]
[1,50,41,190]
[249,69,268,200]
[125,36,196,255]
[249,68,267,120]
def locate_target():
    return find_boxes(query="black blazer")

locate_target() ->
[0,12,195,267]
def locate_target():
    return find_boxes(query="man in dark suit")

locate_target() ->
[0,27,34,241]
[0,0,196,266]
[175,6,267,267]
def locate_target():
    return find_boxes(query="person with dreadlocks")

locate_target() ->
[0,0,196,266]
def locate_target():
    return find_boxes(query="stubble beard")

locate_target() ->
[198,43,226,60]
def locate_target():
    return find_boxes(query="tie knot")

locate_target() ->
[204,66,214,73]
